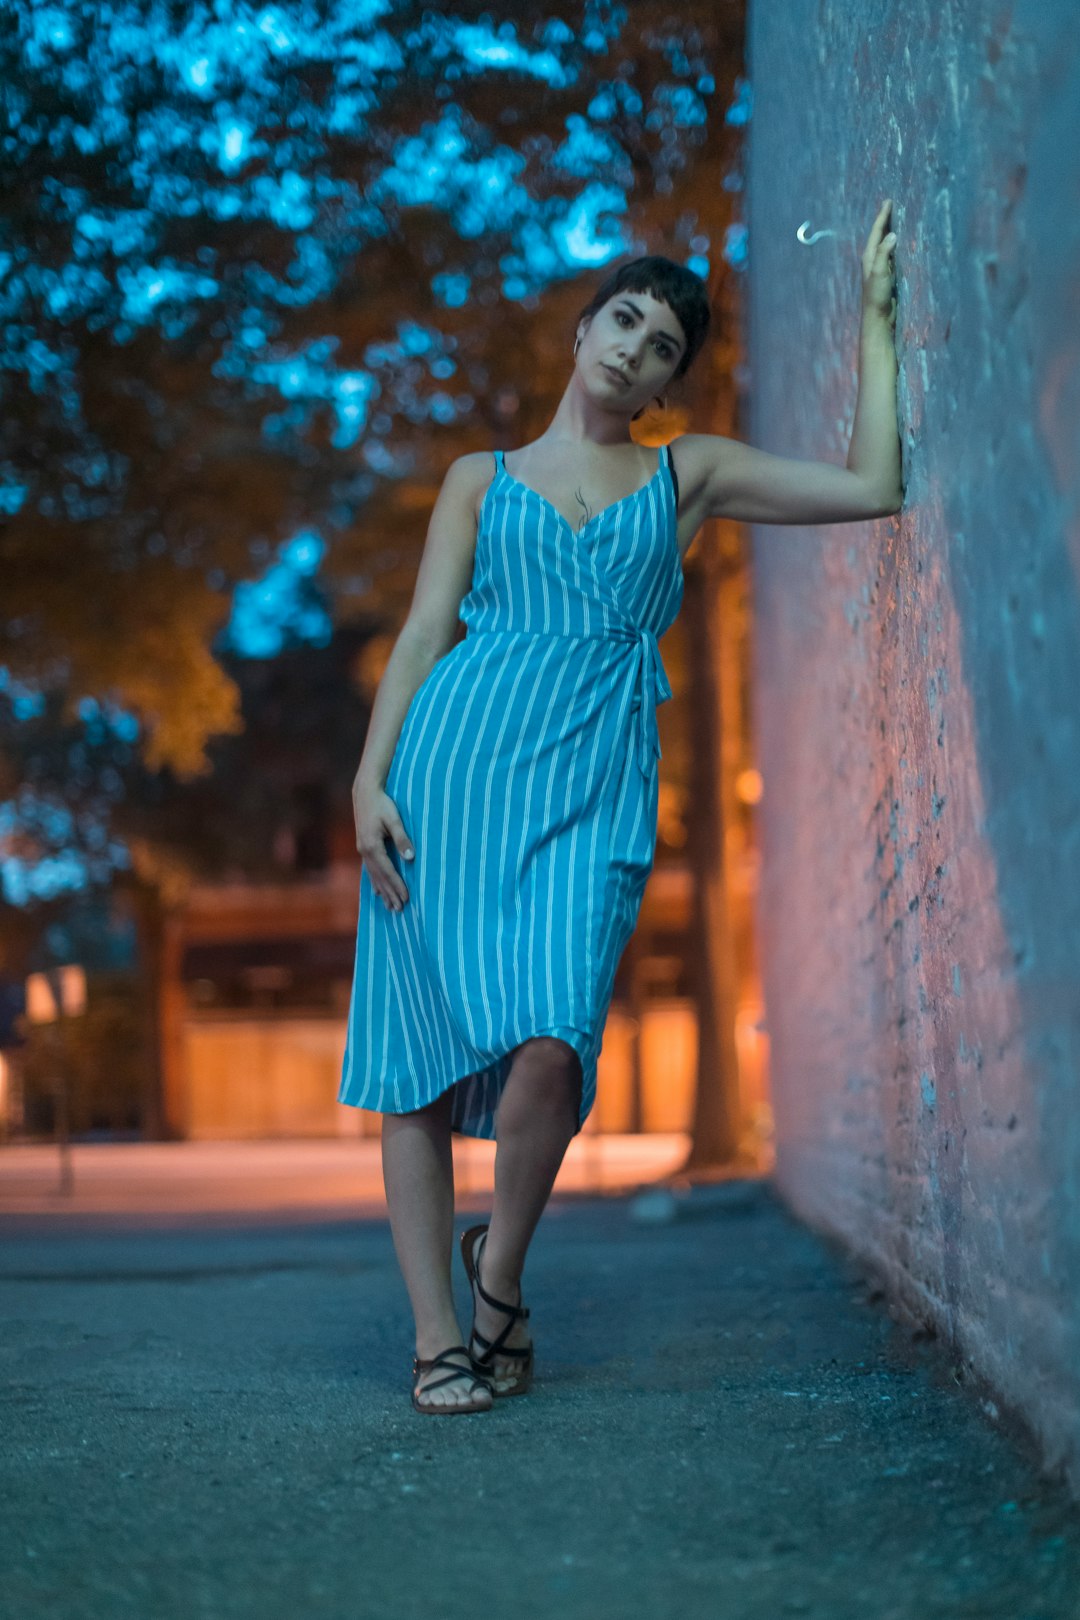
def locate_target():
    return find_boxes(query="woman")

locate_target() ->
[343,201,902,1414]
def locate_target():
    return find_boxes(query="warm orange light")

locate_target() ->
[735,767,762,804]
[24,966,86,1023]
[25,973,59,1024]
[59,965,86,1016]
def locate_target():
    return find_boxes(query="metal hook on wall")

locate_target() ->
[796,220,839,246]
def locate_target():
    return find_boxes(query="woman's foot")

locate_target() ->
[412,1343,493,1413]
[464,1228,534,1395]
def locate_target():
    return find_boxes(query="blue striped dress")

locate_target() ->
[339,440,684,1139]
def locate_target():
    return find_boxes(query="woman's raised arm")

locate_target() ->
[680,198,903,528]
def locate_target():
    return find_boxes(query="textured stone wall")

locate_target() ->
[745,0,1080,1493]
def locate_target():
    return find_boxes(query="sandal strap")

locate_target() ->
[471,1325,532,1364]
[471,1230,530,1321]
[416,1365,490,1394]
[464,1227,534,1369]
[413,1344,474,1374]
[413,1346,492,1394]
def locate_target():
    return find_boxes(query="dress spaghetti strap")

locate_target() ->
[666,442,680,517]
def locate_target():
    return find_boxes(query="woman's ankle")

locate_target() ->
[478,1237,523,1300]
[414,1318,467,1361]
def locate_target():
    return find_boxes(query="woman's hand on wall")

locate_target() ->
[861,198,898,330]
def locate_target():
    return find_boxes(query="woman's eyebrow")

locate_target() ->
[618,298,684,351]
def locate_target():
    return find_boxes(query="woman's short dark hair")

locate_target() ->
[575,255,711,384]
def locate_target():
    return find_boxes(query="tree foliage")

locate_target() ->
[1,0,744,907]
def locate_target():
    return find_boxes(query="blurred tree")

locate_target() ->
[1,0,738,770]
[1,0,748,1144]
[0,619,377,1131]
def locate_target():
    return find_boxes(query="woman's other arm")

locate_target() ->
[353,452,489,907]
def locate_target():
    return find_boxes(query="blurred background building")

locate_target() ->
[0,2,765,1169]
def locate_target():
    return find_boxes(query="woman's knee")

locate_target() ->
[509,1036,583,1113]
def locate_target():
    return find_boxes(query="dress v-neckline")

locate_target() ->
[498,447,665,536]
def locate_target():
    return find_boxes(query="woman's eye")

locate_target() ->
[616,311,671,357]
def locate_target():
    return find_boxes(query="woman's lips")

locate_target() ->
[602,363,629,385]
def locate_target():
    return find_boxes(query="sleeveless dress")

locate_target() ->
[339,440,684,1139]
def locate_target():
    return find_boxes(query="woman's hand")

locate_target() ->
[353,776,414,912]
[861,198,898,329]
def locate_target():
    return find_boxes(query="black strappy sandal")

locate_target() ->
[411,1343,494,1415]
[460,1224,534,1398]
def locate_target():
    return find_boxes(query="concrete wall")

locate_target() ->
[745,0,1080,1494]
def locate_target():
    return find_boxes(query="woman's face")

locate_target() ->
[576,290,686,415]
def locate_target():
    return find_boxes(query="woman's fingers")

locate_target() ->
[380,803,413,909]
[861,201,898,313]
[863,198,893,261]
[387,807,414,863]
[367,847,409,910]
[353,785,412,910]
[357,829,409,910]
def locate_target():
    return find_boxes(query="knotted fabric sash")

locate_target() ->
[617,624,672,776]
[470,625,672,779]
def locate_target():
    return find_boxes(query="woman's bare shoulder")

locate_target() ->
[667,432,723,480]
[666,433,723,527]
[442,450,499,526]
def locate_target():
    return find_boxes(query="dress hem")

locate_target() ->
[338,1021,596,1141]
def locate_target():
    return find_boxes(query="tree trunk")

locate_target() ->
[127,877,167,1140]
[678,550,744,1175]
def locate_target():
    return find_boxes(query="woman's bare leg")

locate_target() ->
[471,1037,582,1376]
[381,1087,485,1408]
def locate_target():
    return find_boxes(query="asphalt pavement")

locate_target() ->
[2,1170,1078,1619]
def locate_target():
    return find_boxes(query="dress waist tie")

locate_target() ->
[624,625,672,777]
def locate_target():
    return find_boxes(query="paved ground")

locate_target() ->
[1,1168,1077,1619]
[0,1133,694,1220]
